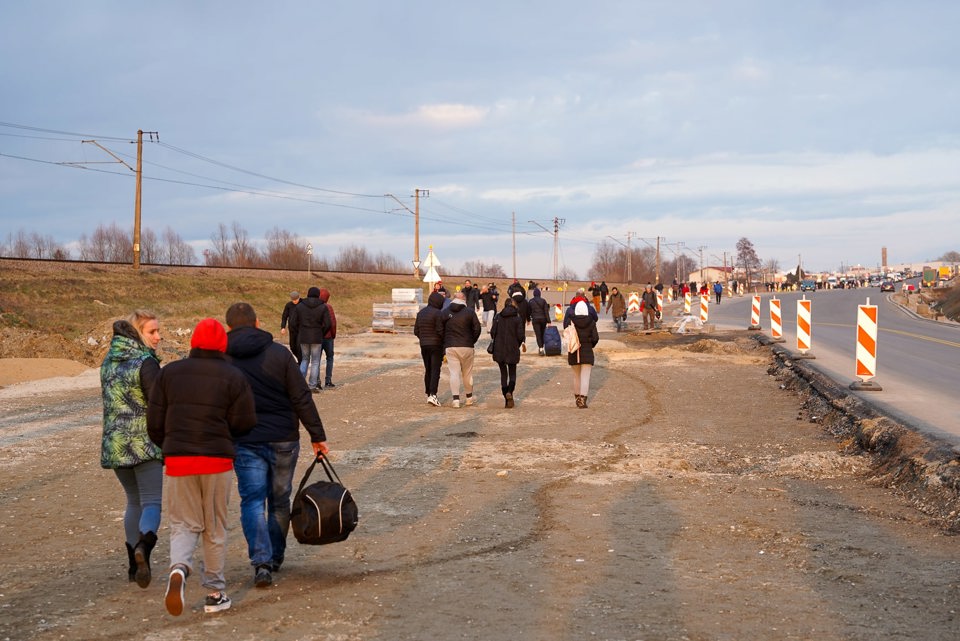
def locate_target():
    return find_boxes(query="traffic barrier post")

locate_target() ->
[769,298,785,343]
[748,295,761,330]
[699,294,709,323]
[683,292,691,315]
[850,297,882,391]
[795,297,815,359]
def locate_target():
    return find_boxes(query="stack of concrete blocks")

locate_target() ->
[372,288,424,332]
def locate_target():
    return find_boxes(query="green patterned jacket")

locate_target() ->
[100,322,163,468]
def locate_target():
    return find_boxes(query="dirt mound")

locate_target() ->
[684,338,744,355]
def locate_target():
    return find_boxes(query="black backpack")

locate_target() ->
[291,453,359,545]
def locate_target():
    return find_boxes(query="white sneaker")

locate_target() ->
[428,395,441,407]
[464,396,475,406]
[452,399,461,408]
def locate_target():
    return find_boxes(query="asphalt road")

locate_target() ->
[676,282,960,444]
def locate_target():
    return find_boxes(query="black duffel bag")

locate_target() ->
[291,452,359,545]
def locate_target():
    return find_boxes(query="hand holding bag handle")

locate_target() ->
[295,451,345,498]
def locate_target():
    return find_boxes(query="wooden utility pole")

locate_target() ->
[133,130,143,269]
[78,129,156,270]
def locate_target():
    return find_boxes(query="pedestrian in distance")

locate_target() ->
[641,284,659,330]
[443,291,482,408]
[507,278,526,300]
[147,318,257,616]
[100,310,164,589]
[713,281,723,304]
[279,291,302,364]
[489,295,526,408]
[224,302,329,589]
[480,283,499,329]
[318,287,337,388]
[462,279,480,314]
[605,287,627,332]
[291,287,332,392]
[568,301,600,408]
[599,281,609,309]
[512,290,530,326]
[562,288,598,328]
[527,287,551,355]
[414,291,446,406]
[589,281,602,312]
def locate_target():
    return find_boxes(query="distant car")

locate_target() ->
[800,279,816,292]
[880,281,895,292]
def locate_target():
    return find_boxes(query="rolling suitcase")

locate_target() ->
[543,324,562,356]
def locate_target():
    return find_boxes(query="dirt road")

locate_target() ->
[1,330,957,641]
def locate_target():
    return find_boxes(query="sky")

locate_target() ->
[2,1,959,280]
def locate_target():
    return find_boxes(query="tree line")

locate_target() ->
[0,222,513,277]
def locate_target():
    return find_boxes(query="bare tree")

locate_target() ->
[208,223,231,266]
[230,221,261,267]
[557,265,579,281]
[139,228,159,265]
[264,227,306,270]
[161,227,197,265]
[461,260,507,278]
[78,223,132,262]
[588,240,623,281]
[736,237,761,287]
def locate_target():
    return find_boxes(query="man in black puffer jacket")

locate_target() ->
[527,288,552,355]
[290,287,331,392]
[224,302,329,589]
[414,291,446,406]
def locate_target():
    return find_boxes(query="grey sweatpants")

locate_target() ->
[445,346,476,398]
[166,471,232,592]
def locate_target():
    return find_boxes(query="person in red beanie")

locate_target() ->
[147,318,257,616]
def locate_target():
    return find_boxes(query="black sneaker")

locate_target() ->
[309,386,321,394]
[204,591,231,613]
[324,381,336,388]
[254,565,273,588]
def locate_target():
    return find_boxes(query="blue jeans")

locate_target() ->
[234,441,300,569]
[320,338,335,385]
[300,343,323,388]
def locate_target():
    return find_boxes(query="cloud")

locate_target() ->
[355,103,490,129]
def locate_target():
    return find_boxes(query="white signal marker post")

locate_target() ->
[850,297,882,391]
[795,296,815,359]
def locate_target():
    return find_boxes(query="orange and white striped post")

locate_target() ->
[795,296,815,359]
[769,297,785,343]
[656,290,663,313]
[748,295,761,330]
[850,297,882,391]
[699,294,709,323]
[627,292,641,314]
[683,291,691,314]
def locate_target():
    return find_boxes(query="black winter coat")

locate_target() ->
[226,326,326,444]
[291,296,331,344]
[490,305,525,364]
[463,286,480,311]
[414,292,447,346]
[443,302,482,348]
[147,349,257,459]
[480,289,499,312]
[568,315,600,366]
[528,295,551,323]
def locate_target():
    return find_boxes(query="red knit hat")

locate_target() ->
[190,318,227,352]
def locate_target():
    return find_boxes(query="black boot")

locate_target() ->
[581,395,589,409]
[505,392,514,408]
[125,542,137,582]
[575,394,584,408]
[134,531,158,589]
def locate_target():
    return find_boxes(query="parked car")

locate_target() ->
[880,280,895,292]
[800,279,816,292]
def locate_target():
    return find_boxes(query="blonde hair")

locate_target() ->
[126,309,158,343]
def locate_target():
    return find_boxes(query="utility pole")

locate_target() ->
[512,211,516,280]
[76,129,158,269]
[655,236,663,286]
[414,188,428,278]
[606,232,636,283]
[386,190,427,278]
[698,245,707,284]
[553,217,565,282]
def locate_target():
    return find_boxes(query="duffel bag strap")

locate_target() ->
[294,452,344,499]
